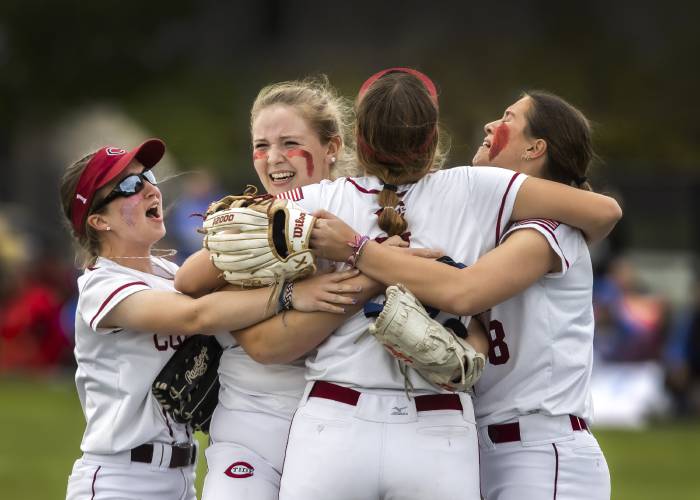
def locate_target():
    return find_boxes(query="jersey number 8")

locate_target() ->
[487,320,510,365]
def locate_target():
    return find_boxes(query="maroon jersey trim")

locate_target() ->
[89,281,148,329]
[495,173,522,246]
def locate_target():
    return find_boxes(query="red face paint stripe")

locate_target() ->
[495,173,522,247]
[489,123,510,161]
[89,281,148,329]
[253,150,267,161]
[286,149,315,177]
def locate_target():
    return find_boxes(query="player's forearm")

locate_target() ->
[235,276,382,364]
[187,287,277,334]
[356,242,473,314]
[512,177,622,243]
[174,249,225,297]
[233,309,353,364]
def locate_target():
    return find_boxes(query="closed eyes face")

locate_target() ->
[472,96,534,171]
[251,104,332,195]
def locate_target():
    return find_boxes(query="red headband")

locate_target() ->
[70,138,165,236]
[358,67,439,107]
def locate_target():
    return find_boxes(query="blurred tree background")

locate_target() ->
[1,0,698,258]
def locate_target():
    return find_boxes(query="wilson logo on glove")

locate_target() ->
[293,212,307,238]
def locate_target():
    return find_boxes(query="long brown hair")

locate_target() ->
[523,90,597,191]
[356,69,448,237]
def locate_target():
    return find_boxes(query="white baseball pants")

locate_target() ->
[201,405,292,500]
[66,454,196,500]
[478,413,611,500]
[279,382,480,500]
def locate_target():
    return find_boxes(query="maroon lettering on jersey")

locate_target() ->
[153,335,169,351]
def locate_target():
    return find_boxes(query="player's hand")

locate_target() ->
[310,209,360,262]
[379,236,443,259]
[379,235,443,259]
[291,268,363,314]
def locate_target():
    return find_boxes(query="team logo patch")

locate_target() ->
[225,461,255,478]
[105,147,126,156]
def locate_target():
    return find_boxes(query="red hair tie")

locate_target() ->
[358,67,438,108]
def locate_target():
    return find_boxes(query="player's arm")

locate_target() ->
[98,286,278,336]
[360,230,555,315]
[234,274,383,364]
[102,266,363,336]
[466,315,489,357]
[512,177,622,244]
[174,248,225,297]
[311,212,556,316]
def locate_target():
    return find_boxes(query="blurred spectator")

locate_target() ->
[664,275,700,417]
[166,170,224,263]
[0,215,75,373]
[593,256,670,362]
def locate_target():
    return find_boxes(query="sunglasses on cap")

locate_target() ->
[92,169,158,212]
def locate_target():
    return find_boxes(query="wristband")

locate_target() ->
[346,234,370,267]
[278,281,295,311]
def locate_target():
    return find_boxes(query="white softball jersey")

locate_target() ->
[74,256,192,455]
[216,348,305,417]
[288,166,527,392]
[474,219,596,426]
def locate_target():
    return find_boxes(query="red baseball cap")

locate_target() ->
[70,138,165,236]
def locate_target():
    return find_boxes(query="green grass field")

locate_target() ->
[1,377,699,499]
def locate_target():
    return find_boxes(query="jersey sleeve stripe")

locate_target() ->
[523,221,570,270]
[495,172,522,247]
[89,281,148,329]
[515,218,560,230]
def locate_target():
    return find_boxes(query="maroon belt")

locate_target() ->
[309,381,462,412]
[487,415,589,444]
[130,443,197,468]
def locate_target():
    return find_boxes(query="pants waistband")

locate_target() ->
[309,381,462,412]
[130,442,197,468]
[487,415,588,444]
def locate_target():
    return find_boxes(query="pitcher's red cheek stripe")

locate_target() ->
[489,123,510,161]
[253,150,267,161]
[287,149,314,177]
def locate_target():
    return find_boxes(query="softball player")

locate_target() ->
[310,91,615,499]
[276,70,620,500]
[59,138,353,500]
[174,78,380,500]
[472,92,611,500]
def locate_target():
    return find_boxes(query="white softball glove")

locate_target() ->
[370,283,486,392]
[201,187,316,287]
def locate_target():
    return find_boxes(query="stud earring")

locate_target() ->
[106,226,111,231]
[330,156,337,164]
